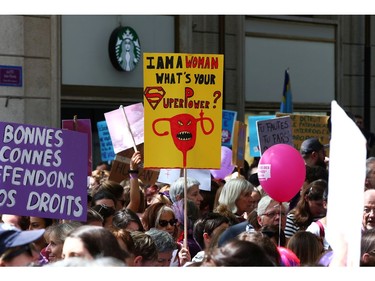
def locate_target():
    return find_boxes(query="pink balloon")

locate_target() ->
[258,144,305,202]
[210,146,235,179]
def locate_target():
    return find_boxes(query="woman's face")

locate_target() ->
[29,217,47,230]
[62,237,93,260]
[124,39,132,51]
[308,199,326,218]
[235,190,254,215]
[156,211,177,238]
[45,232,64,263]
[187,185,203,208]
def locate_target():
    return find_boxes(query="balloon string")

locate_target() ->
[278,202,282,247]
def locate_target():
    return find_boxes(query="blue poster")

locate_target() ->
[97,121,115,162]
[248,115,275,157]
[222,110,237,147]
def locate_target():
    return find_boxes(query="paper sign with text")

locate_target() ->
[143,53,224,169]
[97,121,115,162]
[0,122,88,221]
[276,113,330,151]
[256,116,293,155]
[104,103,144,154]
[248,115,276,157]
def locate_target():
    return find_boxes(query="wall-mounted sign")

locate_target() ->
[108,26,141,72]
[0,65,22,87]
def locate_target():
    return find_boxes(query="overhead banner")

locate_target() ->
[143,53,224,169]
[0,121,88,221]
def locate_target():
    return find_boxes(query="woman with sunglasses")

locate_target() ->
[91,189,117,228]
[141,202,190,266]
[142,202,179,240]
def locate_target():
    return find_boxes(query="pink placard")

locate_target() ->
[104,103,144,154]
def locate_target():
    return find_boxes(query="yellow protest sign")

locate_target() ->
[143,53,224,169]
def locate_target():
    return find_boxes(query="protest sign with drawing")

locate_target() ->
[143,53,224,169]
[143,53,224,251]
[0,121,88,221]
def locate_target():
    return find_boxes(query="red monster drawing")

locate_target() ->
[152,110,214,167]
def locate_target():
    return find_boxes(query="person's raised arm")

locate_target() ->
[126,151,142,212]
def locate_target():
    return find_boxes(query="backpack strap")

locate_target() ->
[315,220,325,238]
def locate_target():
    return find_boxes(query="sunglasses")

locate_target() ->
[158,219,178,227]
[93,204,116,217]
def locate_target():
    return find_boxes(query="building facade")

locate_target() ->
[0,15,373,165]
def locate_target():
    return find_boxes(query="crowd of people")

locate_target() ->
[1,130,375,267]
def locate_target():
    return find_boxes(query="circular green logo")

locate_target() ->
[108,26,141,72]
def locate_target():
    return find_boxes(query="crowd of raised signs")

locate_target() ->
[1,114,375,267]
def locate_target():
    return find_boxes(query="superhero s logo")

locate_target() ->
[152,110,214,167]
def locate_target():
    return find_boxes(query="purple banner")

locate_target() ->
[0,65,22,87]
[0,122,88,221]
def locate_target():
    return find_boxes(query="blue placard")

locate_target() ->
[248,115,275,157]
[97,121,115,162]
[222,110,237,147]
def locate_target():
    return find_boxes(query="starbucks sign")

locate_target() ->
[108,26,141,72]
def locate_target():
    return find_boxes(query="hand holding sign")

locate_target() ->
[258,144,305,202]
